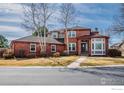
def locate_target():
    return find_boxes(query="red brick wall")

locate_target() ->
[11,41,65,57]
[64,29,91,43]
[76,29,91,37]
[46,44,65,55]
[64,29,91,53]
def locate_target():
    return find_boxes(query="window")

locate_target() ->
[91,38,106,55]
[30,43,36,52]
[95,43,102,50]
[51,45,56,52]
[52,32,58,38]
[53,35,57,38]
[69,43,76,51]
[68,31,76,37]
[59,34,64,38]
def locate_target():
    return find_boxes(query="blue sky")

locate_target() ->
[0,3,122,43]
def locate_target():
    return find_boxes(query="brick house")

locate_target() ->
[11,26,109,57]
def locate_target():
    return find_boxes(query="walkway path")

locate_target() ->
[67,56,87,68]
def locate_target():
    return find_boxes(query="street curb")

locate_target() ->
[81,65,124,68]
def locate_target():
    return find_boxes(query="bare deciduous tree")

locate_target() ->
[59,3,75,54]
[22,3,54,53]
[112,4,124,34]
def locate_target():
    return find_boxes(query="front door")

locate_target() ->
[81,42,87,53]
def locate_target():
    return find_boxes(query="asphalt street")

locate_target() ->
[0,67,124,85]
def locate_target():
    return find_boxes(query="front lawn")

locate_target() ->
[0,56,79,66]
[80,57,124,66]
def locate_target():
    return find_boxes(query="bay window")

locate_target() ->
[95,43,102,50]
[91,38,105,55]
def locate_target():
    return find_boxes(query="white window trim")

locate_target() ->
[59,33,64,38]
[30,43,36,53]
[69,43,76,51]
[51,45,56,52]
[68,31,76,38]
[91,38,105,55]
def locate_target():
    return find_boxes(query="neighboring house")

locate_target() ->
[11,26,109,57]
[111,41,124,56]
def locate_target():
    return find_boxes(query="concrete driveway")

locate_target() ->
[0,66,124,85]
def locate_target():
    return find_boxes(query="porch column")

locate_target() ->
[78,40,81,55]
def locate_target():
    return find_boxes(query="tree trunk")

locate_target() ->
[43,25,46,52]
[65,27,69,55]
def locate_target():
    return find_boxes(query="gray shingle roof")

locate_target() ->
[13,35,64,44]
[69,26,90,30]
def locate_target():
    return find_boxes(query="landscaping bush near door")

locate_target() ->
[27,53,36,58]
[108,49,121,57]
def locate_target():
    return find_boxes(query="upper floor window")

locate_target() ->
[59,33,64,38]
[30,43,36,52]
[68,31,76,38]
[51,32,58,38]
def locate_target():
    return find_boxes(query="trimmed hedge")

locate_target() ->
[40,52,47,57]
[27,53,36,58]
[61,50,69,56]
[52,52,60,57]
[108,49,121,57]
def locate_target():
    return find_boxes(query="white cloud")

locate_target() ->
[0,3,24,14]
[0,17,22,23]
[0,25,30,41]
[0,25,24,32]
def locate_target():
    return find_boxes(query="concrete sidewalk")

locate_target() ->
[67,56,86,68]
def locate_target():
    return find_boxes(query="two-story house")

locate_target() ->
[11,26,109,57]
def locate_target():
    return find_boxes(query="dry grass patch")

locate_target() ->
[80,57,124,66]
[0,56,79,66]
